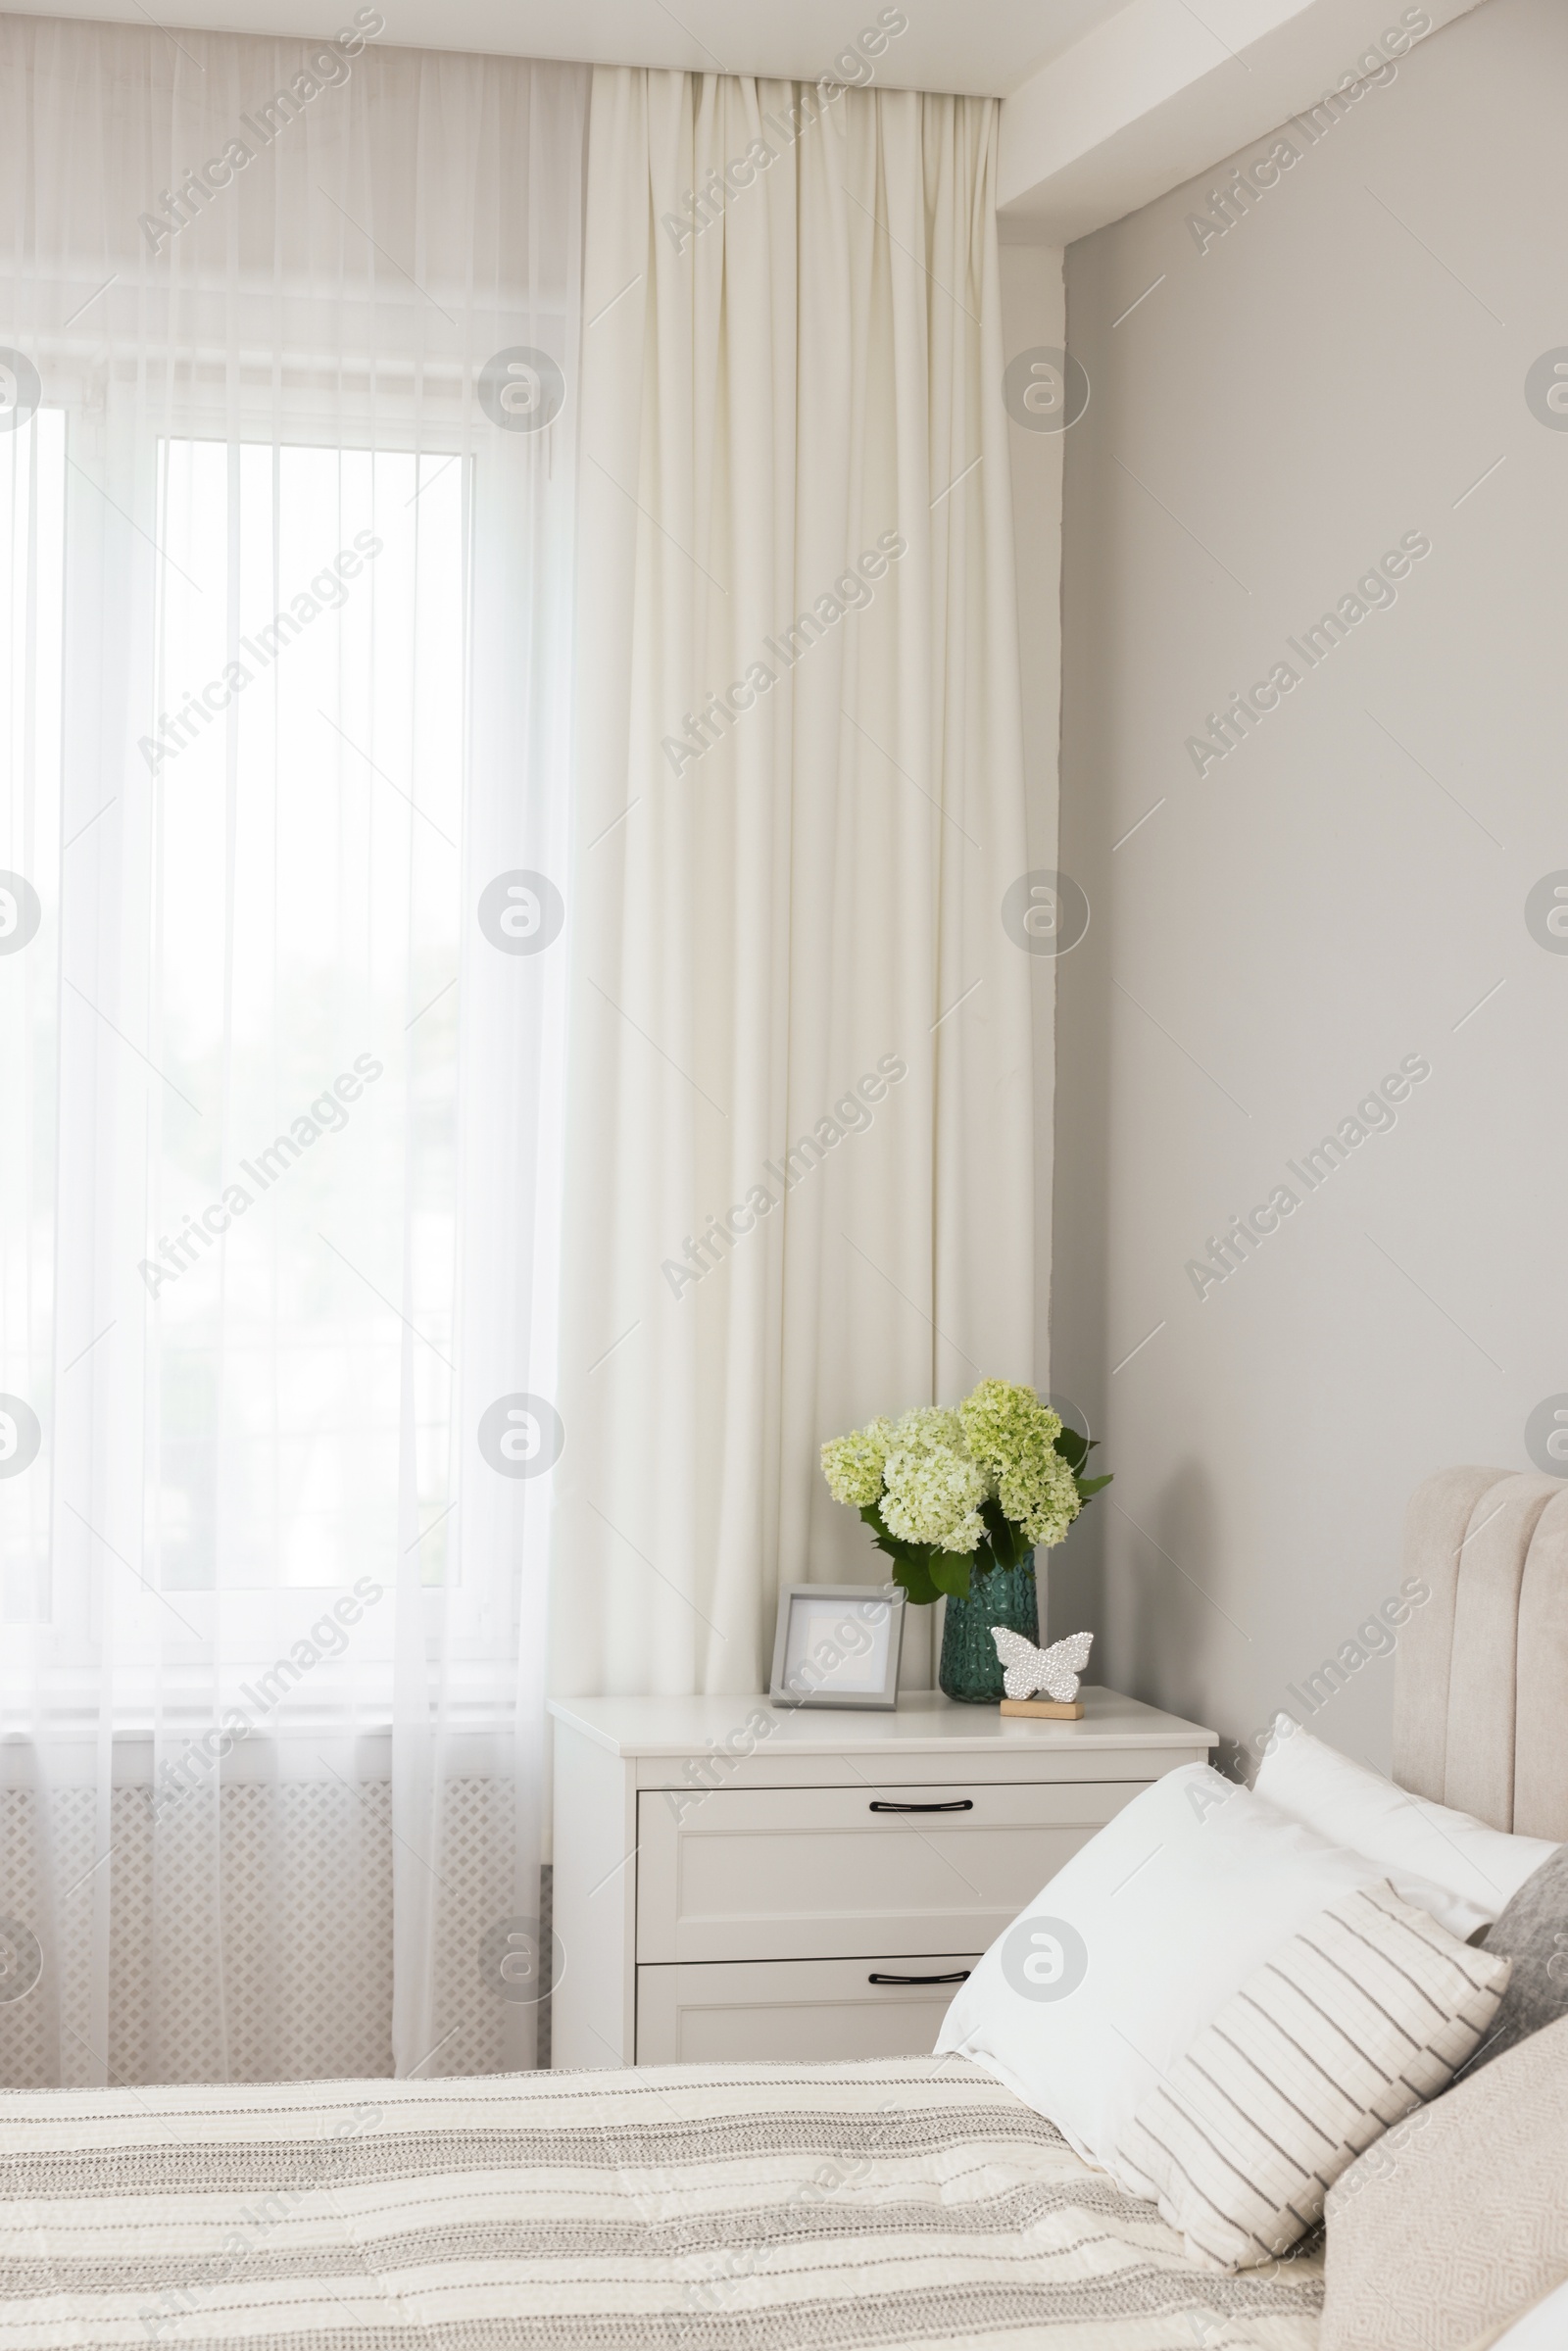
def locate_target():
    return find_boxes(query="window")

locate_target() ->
[147,438,467,1592]
[2,395,567,1697]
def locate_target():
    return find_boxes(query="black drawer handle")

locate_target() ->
[868,1970,971,1986]
[868,1797,974,1814]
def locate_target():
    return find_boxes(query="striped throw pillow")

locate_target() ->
[1114,1880,1511,2272]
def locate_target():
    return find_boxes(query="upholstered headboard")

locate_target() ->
[1394,1467,1568,1838]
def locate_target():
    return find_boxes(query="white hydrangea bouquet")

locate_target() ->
[820,1378,1110,1606]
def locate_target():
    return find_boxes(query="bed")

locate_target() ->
[0,2057,1322,2349]
[2,1464,1561,2351]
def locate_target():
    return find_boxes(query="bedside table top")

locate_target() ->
[546,1685,1215,1759]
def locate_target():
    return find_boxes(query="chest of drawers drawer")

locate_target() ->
[635,1778,1139,1962]
[635,1953,982,2065]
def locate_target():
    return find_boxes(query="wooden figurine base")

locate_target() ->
[1000,1696,1084,1720]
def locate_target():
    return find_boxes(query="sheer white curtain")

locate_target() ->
[554,71,1036,1698]
[0,15,584,2084]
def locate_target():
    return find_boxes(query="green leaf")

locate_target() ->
[894,1558,942,1606]
[1075,1472,1113,1498]
[977,1498,1029,1568]
[928,1551,973,1601]
[1054,1427,1089,1472]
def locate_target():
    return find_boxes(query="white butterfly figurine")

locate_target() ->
[989,1626,1094,1703]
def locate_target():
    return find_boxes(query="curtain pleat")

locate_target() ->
[554,69,1036,1699]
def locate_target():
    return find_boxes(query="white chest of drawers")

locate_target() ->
[547,1686,1213,2069]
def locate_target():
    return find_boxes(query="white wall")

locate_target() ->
[1046,0,1568,1772]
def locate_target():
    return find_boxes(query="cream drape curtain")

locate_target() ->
[554,69,1036,1699]
[0,16,584,2086]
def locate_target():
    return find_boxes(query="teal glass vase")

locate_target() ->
[938,1553,1038,1703]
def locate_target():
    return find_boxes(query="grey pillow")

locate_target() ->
[1460,1842,1568,2079]
[1320,2013,1568,2351]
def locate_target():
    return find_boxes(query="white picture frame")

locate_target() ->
[768,1583,906,1710]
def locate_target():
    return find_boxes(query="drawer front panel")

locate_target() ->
[636,1954,978,2065]
[636,1778,1141,1963]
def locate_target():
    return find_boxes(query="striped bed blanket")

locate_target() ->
[0,2056,1323,2350]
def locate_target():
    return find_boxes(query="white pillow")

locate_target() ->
[933,1762,1490,2184]
[1255,1714,1557,1921]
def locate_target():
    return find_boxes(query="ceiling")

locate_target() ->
[2,0,1138,96]
[5,0,1486,239]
